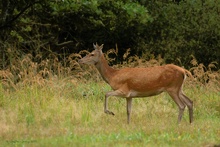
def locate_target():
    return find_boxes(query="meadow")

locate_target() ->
[0,52,219,147]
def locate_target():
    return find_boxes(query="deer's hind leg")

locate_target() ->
[167,89,186,123]
[179,90,193,123]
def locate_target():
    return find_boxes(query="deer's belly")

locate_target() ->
[127,89,164,98]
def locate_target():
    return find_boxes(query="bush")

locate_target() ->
[142,0,220,68]
[0,0,219,70]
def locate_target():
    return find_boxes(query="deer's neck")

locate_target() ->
[95,55,117,84]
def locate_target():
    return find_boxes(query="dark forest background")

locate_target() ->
[0,0,219,69]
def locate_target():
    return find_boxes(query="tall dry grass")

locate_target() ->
[0,46,219,95]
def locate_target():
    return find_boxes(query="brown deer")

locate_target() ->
[79,43,193,124]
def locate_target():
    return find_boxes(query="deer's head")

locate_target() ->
[79,43,104,65]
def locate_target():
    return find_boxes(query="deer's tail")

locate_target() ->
[185,69,194,79]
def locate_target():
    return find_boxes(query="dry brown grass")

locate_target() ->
[189,55,219,92]
[0,46,219,92]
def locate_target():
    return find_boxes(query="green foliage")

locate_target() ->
[143,0,220,68]
[0,0,219,70]
[49,0,151,49]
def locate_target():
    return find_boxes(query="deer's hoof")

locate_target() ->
[105,110,115,115]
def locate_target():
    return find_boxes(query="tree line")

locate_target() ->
[0,0,219,69]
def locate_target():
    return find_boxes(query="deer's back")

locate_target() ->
[109,64,185,93]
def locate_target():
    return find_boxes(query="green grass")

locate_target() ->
[0,80,219,147]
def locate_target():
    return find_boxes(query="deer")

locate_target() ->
[78,43,193,124]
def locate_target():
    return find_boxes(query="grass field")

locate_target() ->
[0,52,219,146]
[0,78,219,147]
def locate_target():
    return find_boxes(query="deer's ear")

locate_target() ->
[99,44,104,50]
[93,43,97,49]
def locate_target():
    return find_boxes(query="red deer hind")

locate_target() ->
[79,43,193,124]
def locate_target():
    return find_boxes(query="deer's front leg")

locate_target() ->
[104,90,124,115]
[126,98,132,124]
[104,95,115,115]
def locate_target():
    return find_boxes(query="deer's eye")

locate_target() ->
[90,53,94,56]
